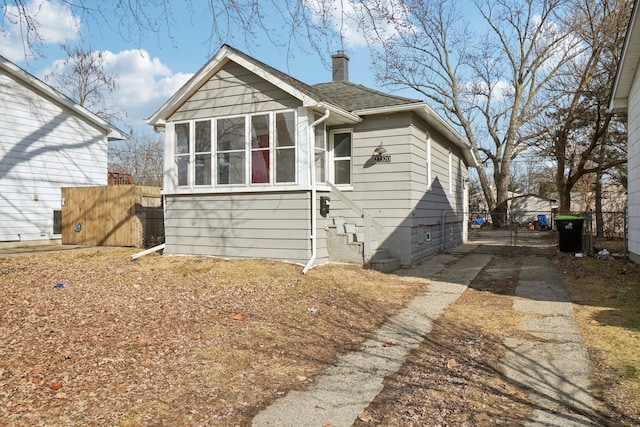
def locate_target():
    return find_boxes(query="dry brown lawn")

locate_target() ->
[2,243,640,426]
[0,247,426,426]
[554,251,640,426]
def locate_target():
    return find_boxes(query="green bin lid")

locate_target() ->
[555,215,585,220]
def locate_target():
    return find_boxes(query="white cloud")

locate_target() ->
[303,0,413,49]
[38,49,192,130]
[0,0,80,61]
[103,49,192,128]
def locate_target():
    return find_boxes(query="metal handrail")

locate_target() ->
[327,183,384,234]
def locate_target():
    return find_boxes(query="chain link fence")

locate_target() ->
[584,209,628,257]
[463,209,628,258]
[136,205,165,248]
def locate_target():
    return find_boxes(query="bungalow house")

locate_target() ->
[0,55,126,247]
[610,0,640,264]
[147,45,476,271]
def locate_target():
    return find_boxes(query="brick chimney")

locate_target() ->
[331,50,349,82]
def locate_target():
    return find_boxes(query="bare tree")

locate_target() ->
[360,0,583,225]
[539,0,630,214]
[44,44,124,124]
[109,129,164,187]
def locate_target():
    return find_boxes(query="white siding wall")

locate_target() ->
[628,71,640,263]
[0,72,108,243]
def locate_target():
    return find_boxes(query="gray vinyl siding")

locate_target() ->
[164,191,328,266]
[409,118,468,261]
[327,111,469,265]
[169,61,301,122]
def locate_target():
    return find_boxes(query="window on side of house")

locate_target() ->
[175,122,190,186]
[217,116,246,185]
[332,130,352,186]
[53,210,62,235]
[314,115,326,183]
[195,120,212,186]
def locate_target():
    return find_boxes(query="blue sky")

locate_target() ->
[1,0,476,135]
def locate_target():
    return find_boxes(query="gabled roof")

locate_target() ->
[147,44,476,167]
[0,55,127,141]
[610,0,640,112]
[146,44,360,127]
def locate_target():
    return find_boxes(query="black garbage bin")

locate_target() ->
[555,215,585,252]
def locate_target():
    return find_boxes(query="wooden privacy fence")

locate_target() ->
[61,185,163,247]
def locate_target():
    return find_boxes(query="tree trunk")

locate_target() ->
[595,174,603,236]
[556,182,573,214]
[490,166,511,228]
[595,143,606,236]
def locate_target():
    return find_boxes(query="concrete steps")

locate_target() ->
[328,217,400,272]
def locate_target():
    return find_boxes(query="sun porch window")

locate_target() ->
[174,110,296,188]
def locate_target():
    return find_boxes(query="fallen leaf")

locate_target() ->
[358,410,373,422]
[233,313,244,321]
[447,358,458,370]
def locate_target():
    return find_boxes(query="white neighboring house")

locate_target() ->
[611,0,640,264]
[0,55,126,247]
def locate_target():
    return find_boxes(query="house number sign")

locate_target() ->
[374,155,391,163]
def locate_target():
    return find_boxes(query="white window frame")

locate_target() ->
[194,119,213,186]
[174,121,191,187]
[314,115,327,184]
[215,114,247,186]
[273,111,297,184]
[250,113,273,185]
[330,128,353,187]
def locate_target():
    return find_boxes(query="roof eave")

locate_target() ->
[314,102,362,124]
[610,0,640,113]
[0,55,127,141]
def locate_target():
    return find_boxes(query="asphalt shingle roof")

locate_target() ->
[312,81,423,112]
[224,45,422,113]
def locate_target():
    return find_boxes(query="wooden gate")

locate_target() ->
[61,185,137,246]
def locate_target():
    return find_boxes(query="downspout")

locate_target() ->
[302,108,330,274]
